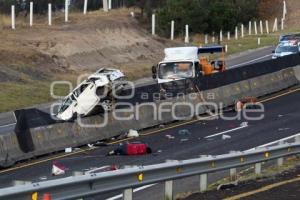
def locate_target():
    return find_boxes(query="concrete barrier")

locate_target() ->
[0,133,24,167]
[0,112,16,127]
[1,63,300,167]
[293,65,300,82]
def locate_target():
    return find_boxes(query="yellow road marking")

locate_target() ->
[0,87,299,174]
[223,176,300,200]
[0,148,97,174]
[259,88,300,103]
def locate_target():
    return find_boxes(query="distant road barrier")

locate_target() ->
[1,138,300,200]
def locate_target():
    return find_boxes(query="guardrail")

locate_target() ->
[1,137,300,200]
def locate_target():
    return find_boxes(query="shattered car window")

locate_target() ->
[58,97,73,113]
[73,84,89,97]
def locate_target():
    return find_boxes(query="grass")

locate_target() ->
[223,34,278,55]
[0,81,72,112]
[192,28,300,57]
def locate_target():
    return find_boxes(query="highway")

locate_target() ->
[0,87,299,199]
[0,45,289,200]
[226,46,274,68]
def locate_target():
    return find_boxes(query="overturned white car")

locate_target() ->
[56,68,125,121]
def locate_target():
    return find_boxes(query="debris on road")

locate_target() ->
[64,147,72,153]
[126,129,139,138]
[52,161,66,176]
[240,122,248,127]
[178,129,191,136]
[222,134,231,140]
[87,144,94,148]
[165,134,175,139]
[159,124,165,128]
[39,176,47,180]
[74,148,81,152]
[278,128,290,131]
[235,97,258,112]
[180,138,189,142]
[106,142,152,156]
[94,141,109,146]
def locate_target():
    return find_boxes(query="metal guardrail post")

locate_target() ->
[229,151,237,181]
[73,171,84,176]
[123,188,133,200]
[199,174,207,192]
[277,157,284,167]
[164,180,173,200]
[255,163,262,175]
[295,135,300,143]
[12,180,31,186]
[277,141,284,167]
[230,168,237,181]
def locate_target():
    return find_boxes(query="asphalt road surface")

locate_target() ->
[226,46,274,69]
[0,87,299,199]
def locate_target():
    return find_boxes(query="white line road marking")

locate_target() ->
[204,125,248,139]
[106,184,156,200]
[245,132,300,152]
[229,54,273,69]
[0,123,16,128]
[13,112,17,123]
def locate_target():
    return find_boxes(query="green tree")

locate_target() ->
[157,0,209,37]
[156,0,259,37]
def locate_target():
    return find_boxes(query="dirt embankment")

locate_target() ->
[0,9,178,83]
[285,0,300,29]
[0,9,180,112]
[259,0,300,30]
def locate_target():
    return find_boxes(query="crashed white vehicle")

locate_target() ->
[56,68,125,121]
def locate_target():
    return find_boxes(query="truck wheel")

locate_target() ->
[101,100,113,111]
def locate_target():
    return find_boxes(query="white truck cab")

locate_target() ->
[152,46,225,84]
[154,47,199,84]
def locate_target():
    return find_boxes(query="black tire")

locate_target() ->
[101,99,113,111]
[70,112,78,121]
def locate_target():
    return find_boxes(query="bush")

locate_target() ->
[156,0,259,37]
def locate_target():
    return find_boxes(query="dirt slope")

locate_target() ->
[285,0,300,29]
[0,9,178,82]
[0,9,179,112]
